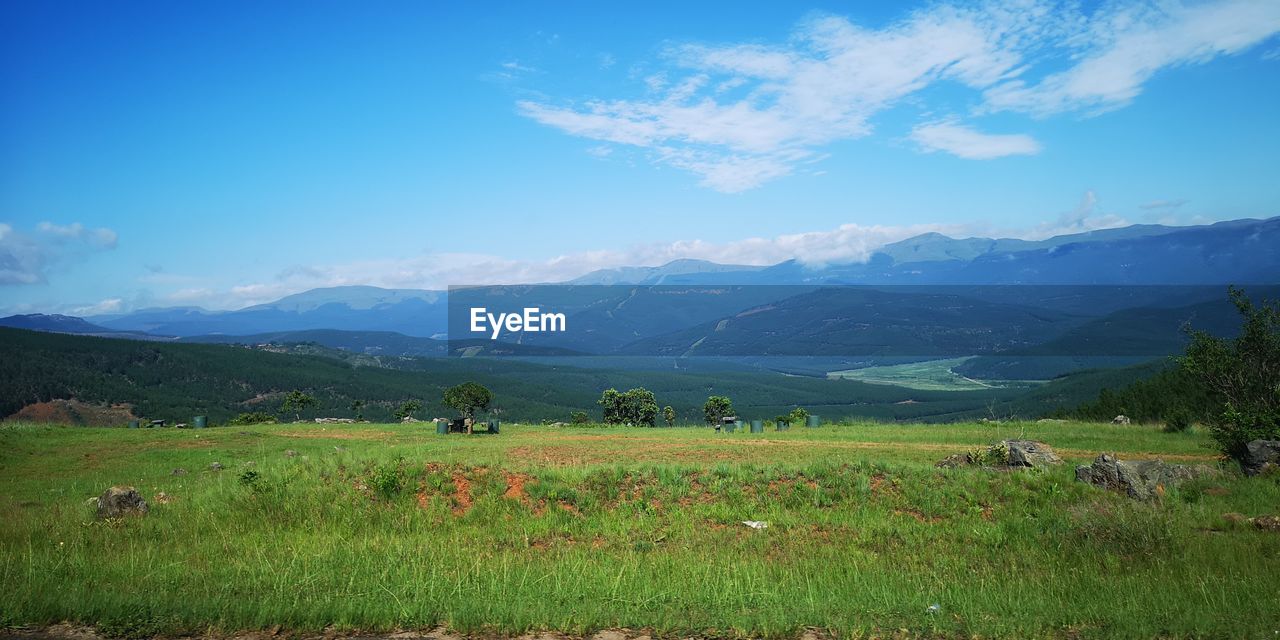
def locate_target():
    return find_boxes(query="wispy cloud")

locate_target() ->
[984,0,1280,116]
[1139,198,1189,210]
[1025,190,1129,240]
[0,221,120,285]
[518,1,1280,191]
[147,190,1129,310]
[910,121,1041,159]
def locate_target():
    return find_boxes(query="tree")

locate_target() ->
[443,382,492,419]
[703,395,734,425]
[280,390,315,421]
[394,399,423,421]
[663,405,676,427]
[1180,287,1280,461]
[570,410,590,425]
[788,407,810,426]
[350,399,365,421]
[598,387,658,426]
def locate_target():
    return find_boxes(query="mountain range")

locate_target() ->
[3,217,1275,377]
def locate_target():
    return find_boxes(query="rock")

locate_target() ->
[1005,440,1063,468]
[95,486,148,519]
[171,468,187,476]
[209,462,224,471]
[1252,515,1280,532]
[401,416,420,423]
[934,440,1061,469]
[1036,418,1068,424]
[284,449,299,458]
[1075,453,1218,501]
[1112,415,1131,425]
[1222,512,1248,525]
[1242,440,1280,476]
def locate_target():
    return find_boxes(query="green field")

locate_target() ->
[828,357,1044,391]
[2,421,1278,639]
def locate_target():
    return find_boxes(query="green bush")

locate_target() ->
[1163,409,1192,433]
[1180,287,1280,460]
[370,459,406,499]
[227,412,277,426]
[570,410,590,424]
[599,388,659,426]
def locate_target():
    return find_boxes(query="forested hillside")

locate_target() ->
[1,327,1151,425]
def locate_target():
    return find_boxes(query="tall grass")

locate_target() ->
[1,422,1277,638]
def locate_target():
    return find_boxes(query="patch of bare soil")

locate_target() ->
[451,471,473,516]
[6,400,135,426]
[502,471,532,504]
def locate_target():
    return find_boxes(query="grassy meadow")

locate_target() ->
[2,421,1278,639]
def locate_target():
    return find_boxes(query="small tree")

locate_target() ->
[1180,287,1280,461]
[443,382,493,419]
[598,388,658,426]
[703,396,734,426]
[663,405,676,427]
[599,388,624,423]
[280,390,315,421]
[350,400,365,421]
[570,410,590,425]
[788,407,811,426]
[394,399,423,421]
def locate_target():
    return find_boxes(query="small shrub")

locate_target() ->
[968,441,1010,467]
[1163,409,1192,433]
[227,412,277,426]
[570,410,590,424]
[370,459,406,499]
[788,407,811,425]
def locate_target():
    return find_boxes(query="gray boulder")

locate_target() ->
[935,440,1062,469]
[1112,415,1131,425]
[95,486,149,519]
[209,462,224,471]
[1075,453,1217,501]
[1005,440,1063,468]
[1242,440,1280,476]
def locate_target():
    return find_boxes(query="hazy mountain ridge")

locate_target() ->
[36,215,1277,343]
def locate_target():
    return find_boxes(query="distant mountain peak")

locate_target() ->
[0,313,117,334]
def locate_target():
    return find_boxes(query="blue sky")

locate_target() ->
[2,0,1278,314]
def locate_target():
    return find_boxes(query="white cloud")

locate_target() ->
[71,298,123,316]
[984,0,1280,116]
[36,221,118,248]
[1025,190,1129,239]
[1,221,120,285]
[910,121,1041,159]
[1139,198,1188,210]
[518,1,1280,190]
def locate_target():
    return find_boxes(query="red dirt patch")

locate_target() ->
[7,399,135,426]
[452,471,473,516]
[503,471,532,504]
